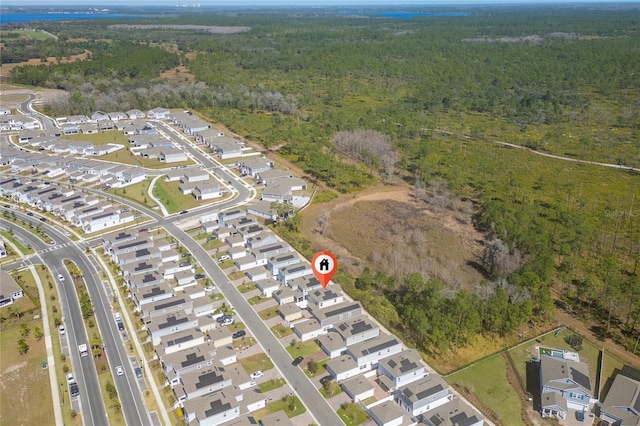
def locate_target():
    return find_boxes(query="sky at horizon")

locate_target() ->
[4,0,639,6]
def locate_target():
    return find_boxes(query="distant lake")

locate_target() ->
[337,11,471,19]
[0,13,143,24]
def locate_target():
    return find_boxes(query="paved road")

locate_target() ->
[1,213,150,426]
[1,216,109,426]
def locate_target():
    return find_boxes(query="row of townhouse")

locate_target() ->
[168,110,211,135]
[59,109,154,125]
[0,114,41,131]
[16,131,124,156]
[199,205,485,426]
[0,177,135,232]
[101,227,273,426]
[0,140,146,188]
[164,169,225,201]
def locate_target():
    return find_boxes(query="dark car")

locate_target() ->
[181,253,191,258]
[207,235,217,241]
[69,383,80,397]
[179,210,188,215]
[292,356,304,366]
[320,375,333,385]
[134,367,143,378]
[117,321,124,331]
[194,274,206,280]
[179,262,191,267]
[39,217,47,222]
[232,330,246,339]
[27,212,33,216]
[216,315,232,323]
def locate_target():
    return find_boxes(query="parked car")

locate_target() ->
[576,412,585,422]
[217,255,230,262]
[204,285,215,292]
[179,210,188,215]
[207,236,217,241]
[320,375,333,385]
[115,366,124,376]
[66,373,75,384]
[216,315,232,323]
[69,383,79,397]
[58,325,66,335]
[179,262,191,267]
[117,321,124,331]
[232,330,246,339]
[221,318,234,326]
[194,274,206,280]
[250,371,264,379]
[134,367,143,378]
[181,253,191,258]
[292,356,304,366]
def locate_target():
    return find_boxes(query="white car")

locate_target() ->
[115,366,124,376]
[217,255,230,262]
[57,274,65,282]
[66,373,75,384]
[250,371,264,379]
[221,318,234,326]
[59,325,66,335]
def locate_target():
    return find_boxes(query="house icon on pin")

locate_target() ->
[319,258,329,271]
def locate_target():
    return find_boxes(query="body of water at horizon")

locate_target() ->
[0,12,143,24]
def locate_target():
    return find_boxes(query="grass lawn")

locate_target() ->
[5,29,55,40]
[152,179,201,213]
[259,306,280,321]
[445,354,523,426]
[248,295,271,305]
[319,381,343,398]
[238,282,257,293]
[251,395,306,421]
[239,353,274,375]
[258,377,287,393]
[0,316,53,426]
[285,340,321,359]
[271,323,293,338]
[110,178,154,209]
[217,259,235,269]
[227,271,245,281]
[337,403,369,426]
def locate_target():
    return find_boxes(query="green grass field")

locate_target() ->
[251,396,306,421]
[285,340,321,359]
[2,29,54,40]
[239,353,274,375]
[445,355,523,426]
[337,403,370,426]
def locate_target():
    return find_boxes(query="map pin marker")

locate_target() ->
[312,251,338,288]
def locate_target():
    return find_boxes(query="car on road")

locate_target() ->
[39,217,47,222]
[27,212,33,216]
[292,356,304,366]
[250,371,264,379]
[59,325,66,335]
[115,366,124,376]
[69,383,79,398]
[194,274,206,280]
[67,373,75,384]
[232,330,246,339]
[57,274,65,282]
[179,210,188,215]
[139,228,148,232]
[3,205,9,208]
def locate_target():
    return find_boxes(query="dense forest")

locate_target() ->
[3,5,639,355]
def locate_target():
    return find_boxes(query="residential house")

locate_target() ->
[255,278,280,297]
[377,349,427,392]
[421,398,484,426]
[367,400,406,426]
[309,301,363,328]
[155,329,205,355]
[293,318,325,342]
[175,364,233,401]
[598,373,640,426]
[307,287,344,309]
[0,270,24,308]
[238,157,273,178]
[277,264,313,285]
[148,312,199,346]
[247,200,278,222]
[267,253,301,276]
[540,354,592,414]
[148,107,171,120]
[347,333,403,372]
[317,331,347,359]
[342,375,375,403]
[278,303,304,327]
[181,388,241,426]
[325,354,361,382]
[396,374,453,418]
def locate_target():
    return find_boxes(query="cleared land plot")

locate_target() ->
[445,354,523,426]
[0,317,53,426]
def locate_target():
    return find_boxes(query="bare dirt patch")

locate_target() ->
[301,184,485,289]
[159,65,195,83]
[0,50,90,80]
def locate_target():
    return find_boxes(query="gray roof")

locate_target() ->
[378,348,424,377]
[368,400,405,424]
[424,398,483,426]
[342,374,374,396]
[259,410,293,426]
[334,316,379,340]
[601,374,640,422]
[541,391,567,411]
[399,374,449,403]
[540,355,591,394]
